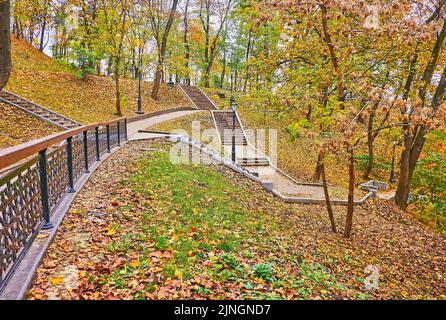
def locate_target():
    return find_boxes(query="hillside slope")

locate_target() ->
[0,101,60,149]
[4,38,190,124]
[29,140,446,300]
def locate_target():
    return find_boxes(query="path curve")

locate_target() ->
[127,110,203,140]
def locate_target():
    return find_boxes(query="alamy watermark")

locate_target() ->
[167,121,278,174]
[364,265,380,291]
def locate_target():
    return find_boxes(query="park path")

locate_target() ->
[127,110,203,140]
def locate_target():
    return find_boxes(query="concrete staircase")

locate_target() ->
[179,84,217,110]
[212,110,247,145]
[211,110,270,167]
[0,90,81,129]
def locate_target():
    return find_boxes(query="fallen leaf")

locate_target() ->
[130,260,140,268]
[50,277,64,285]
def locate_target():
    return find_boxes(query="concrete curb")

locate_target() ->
[166,134,376,207]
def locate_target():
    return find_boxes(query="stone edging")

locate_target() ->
[170,135,376,207]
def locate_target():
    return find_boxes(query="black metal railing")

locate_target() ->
[0,117,127,292]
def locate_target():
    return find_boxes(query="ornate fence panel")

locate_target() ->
[86,131,96,166]
[47,146,69,211]
[0,118,127,292]
[109,123,119,149]
[98,128,107,155]
[72,137,84,182]
[0,161,43,287]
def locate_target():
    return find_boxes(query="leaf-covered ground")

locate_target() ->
[204,89,446,232]
[29,140,446,300]
[5,38,191,125]
[0,102,60,149]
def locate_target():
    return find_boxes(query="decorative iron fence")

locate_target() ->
[0,117,127,292]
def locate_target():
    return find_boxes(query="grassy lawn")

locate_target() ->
[29,140,446,300]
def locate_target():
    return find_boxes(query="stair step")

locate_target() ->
[239,158,269,161]
[238,158,270,165]
[239,163,270,167]
[1,90,81,130]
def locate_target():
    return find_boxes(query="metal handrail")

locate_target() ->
[0,116,127,292]
[0,117,126,170]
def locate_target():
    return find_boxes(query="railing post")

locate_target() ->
[38,149,53,230]
[124,119,128,141]
[106,125,111,153]
[66,137,75,193]
[95,127,100,161]
[117,122,121,146]
[83,131,90,173]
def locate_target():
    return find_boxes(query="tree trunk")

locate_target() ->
[183,0,191,85]
[395,134,412,210]
[114,55,122,116]
[321,162,337,233]
[321,2,344,107]
[313,151,323,182]
[243,32,252,93]
[151,0,179,99]
[363,137,374,180]
[220,46,226,88]
[115,71,122,116]
[0,0,11,90]
[344,149,355,238]
[204,61,213,88]
[39,19,47,52]
[152,59,163,100]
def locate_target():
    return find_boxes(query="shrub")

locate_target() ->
[253,263,273,282]
[411,144,446,232]
[69,41,96,79]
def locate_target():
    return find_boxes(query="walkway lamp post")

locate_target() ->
[136,67,144,115]
[167,49,175,88]
[230,70,237,163]
[389,140,397,183]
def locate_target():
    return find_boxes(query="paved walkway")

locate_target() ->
[127,110,203,140]
[221,143,351,201]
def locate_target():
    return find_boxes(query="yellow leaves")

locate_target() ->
[36,233,49,240]
[171,232,179,242]
[50,277,64,285]
[130,260,140,268]
[401,291,409,298]
[104,227,117,236]
[174,270,183,279]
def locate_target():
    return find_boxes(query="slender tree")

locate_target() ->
[0,0,11,89]
[147,0,179,100]
[199,0,233,88]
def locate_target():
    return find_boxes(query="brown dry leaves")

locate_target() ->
[0,101,60,149]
